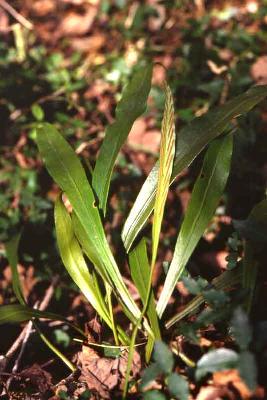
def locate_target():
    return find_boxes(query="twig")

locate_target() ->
[0,0,33,30]
[1,275,60,393]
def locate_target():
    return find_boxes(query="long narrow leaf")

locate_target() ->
[36,123,140,320]
[54,197,111,327]
[5,233,25,305]
[0,304,72,325]
[152,83,175,266]
[129,238,161,359]
[92,63,152,214]
[157,133,233,317]
[122,85,267,252]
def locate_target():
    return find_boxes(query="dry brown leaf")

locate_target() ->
[196,385,234,400]
[19,364,52,393]
[213,370,252,399]
[70,33,105,52]
[128,118,161,154]
[251,56,267,84]
[59,6,98,36]
[78,343,141,399]
[31,0,56,16]
[0,8,9,32]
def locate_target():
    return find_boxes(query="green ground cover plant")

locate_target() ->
[1,59,267,397]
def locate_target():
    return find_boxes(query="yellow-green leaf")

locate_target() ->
[152,83,175,266]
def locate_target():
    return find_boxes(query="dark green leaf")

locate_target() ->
[230,307,252,351]
[203,289,229,307]
[92,64,152,214]
[238,351,257,391]
[0,304,69,324]
[165,267,242,329]
[233,199,267,243]
[196,348,239,380]
[153,341,174,374]
[140,363,162,390]
[167,372,189,400]
[182,276,208,295]
[122,85,267,252]
[5,233,25,305]
[143,390,167,400]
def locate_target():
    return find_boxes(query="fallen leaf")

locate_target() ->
[127,118,161,154]
[251,56,267,84]
[19,364,52,393]
[78,342,141,399]
[59,6,98,36]
[213,369,252,399]
[31,0,56,16]
[196,385,234,400]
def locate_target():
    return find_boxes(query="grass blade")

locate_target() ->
[55,197,111,326]
[92,63,153,214]
[152,83,175,266]
[0,304,72,325]
[124,84,175,394]
[122,85,267,252]
[36,123,140,321]
[129,238,161,360]
[5,233,25,305]
[236,198,267,311]
[35,323,76,372]
[157,133,233,317]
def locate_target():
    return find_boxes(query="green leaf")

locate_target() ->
[122,85,267,252]
[0,304,70,325]
[196,348,239,380]
[153,341,174,374]
[31,104,44,121]
[143,390,167,400]
[167,373,189,400]
[129,239,161,359]
[182,276,208,295]
[203,289,229,307]
[36,123,140,321]
[233,199,267,243]
[140,363,162,390]
[5,233,25,305]
[92,63,152,214]
[230,307,252,351]
[152,83,175,266]
[54,197,111,328]
[234,199,267,311]
[238,351,257,391]
[157,133,233,317]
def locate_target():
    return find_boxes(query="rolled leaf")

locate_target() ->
[5,233,25,305]
[157,133,233,317]
[122,85,267,252]
[129,238,161,359]
[92,63,153,214]
[152,83,175,266]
